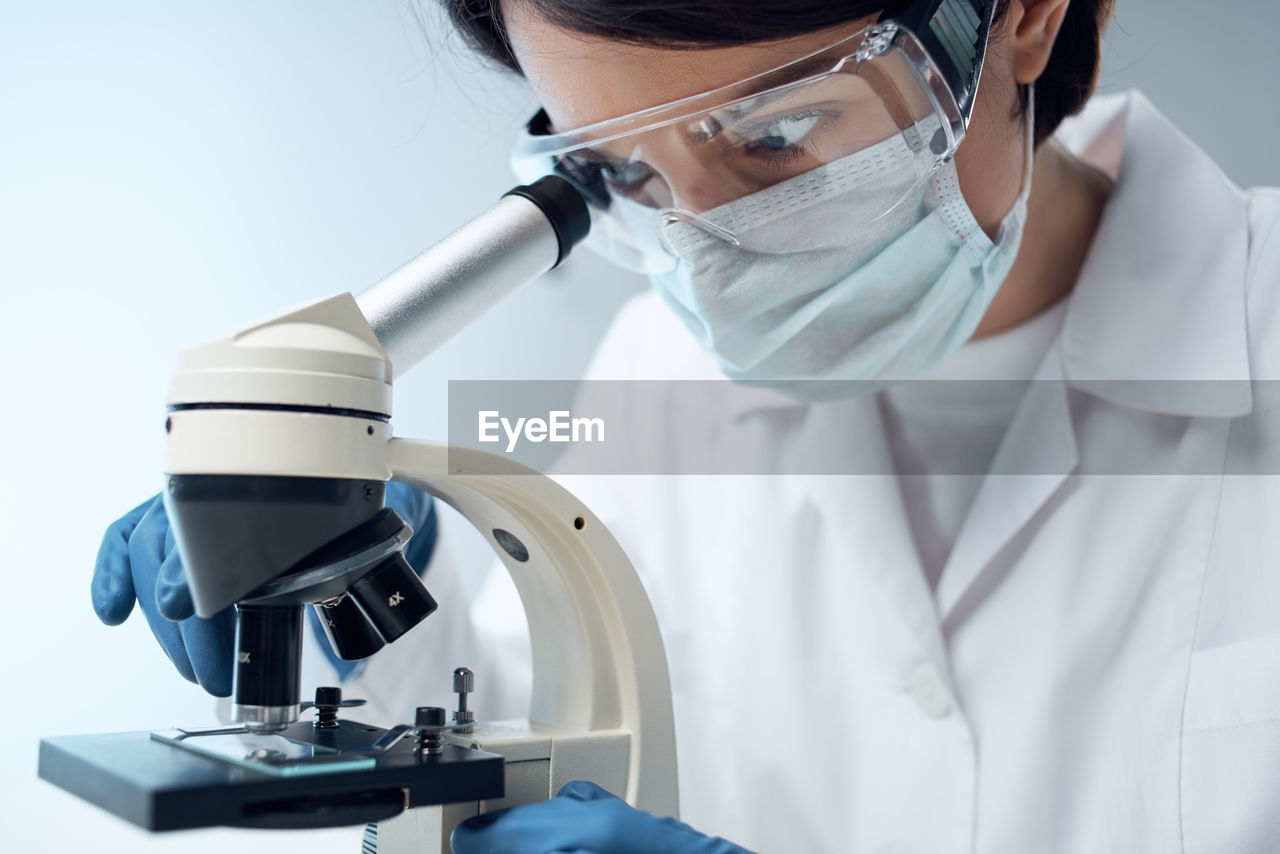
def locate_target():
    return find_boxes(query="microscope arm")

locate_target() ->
[387,440,676,812]
[370,440,678,851]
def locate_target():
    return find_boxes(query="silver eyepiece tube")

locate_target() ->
[356,176,590,378]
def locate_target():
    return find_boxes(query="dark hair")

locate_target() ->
[442,0,1114,144]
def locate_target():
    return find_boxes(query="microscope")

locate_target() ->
[38,177,679,851]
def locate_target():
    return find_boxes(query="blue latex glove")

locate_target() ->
[450,781,755,854]
[90,481,438,696]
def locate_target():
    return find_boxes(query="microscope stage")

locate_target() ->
[38,723,504,831]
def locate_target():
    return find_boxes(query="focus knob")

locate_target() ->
[415,706,447,728]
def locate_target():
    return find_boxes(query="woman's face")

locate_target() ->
[501,0,1029,240]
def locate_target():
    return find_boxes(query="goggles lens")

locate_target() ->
[512,23,969,274]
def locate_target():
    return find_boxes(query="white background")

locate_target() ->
[1,1,1276,851]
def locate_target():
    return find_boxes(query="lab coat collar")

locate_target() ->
[935,350,1078,620]
[1055,91,1253,416]
[931,92,1256,619]
[800,401,954,679]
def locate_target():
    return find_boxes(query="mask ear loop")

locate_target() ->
[1009,82,1036,215]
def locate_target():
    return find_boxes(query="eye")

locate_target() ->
[555,152,658,208]
[600,159,655,191]
[738,111,825,157]
[562,151,654,193]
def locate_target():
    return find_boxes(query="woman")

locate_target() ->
[93,0,1280,850]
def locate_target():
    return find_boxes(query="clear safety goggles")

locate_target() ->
[511,0,997,274]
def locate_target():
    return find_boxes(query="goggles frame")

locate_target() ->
[515,0,995,163]
[889,0,996,126]
[510,0,998,273]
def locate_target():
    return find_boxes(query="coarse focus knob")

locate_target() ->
[452,666,476,732]
[453,667,474,693]
[312,686,342,729]
[415,706,447,729]
[315,686,342,707]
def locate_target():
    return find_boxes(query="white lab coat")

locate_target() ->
[352,91,1280,853]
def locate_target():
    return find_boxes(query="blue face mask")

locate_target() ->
[649,101,1035,402]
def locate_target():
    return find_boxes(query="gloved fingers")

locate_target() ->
[402,509,438,575]
[90,496,154,625]
[452,783,755,854]
[386,481,439,574]
[556,780,620,802]
[450,795,637,854]
[128,496,170,586]
[156,549,196,621]
[451,802,558,854]
[141,604,198,686]
[414,496,438,560]
[177,606,236,697]
[129,500,198,684]
[385,480,427,521]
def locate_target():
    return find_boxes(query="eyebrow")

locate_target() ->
[739,55,847,99]
[679,56,845,147]
[569,54,851,156]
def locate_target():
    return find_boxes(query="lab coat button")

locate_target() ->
[907,662,952,718]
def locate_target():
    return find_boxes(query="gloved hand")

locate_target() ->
[90,480,439,696]
[450,781,755,854]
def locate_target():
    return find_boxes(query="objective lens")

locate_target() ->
[313,595,386,661]
[232,603,303,732]
[348,554,438,643]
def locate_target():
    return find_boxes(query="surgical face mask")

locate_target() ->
[649,92,1035,401]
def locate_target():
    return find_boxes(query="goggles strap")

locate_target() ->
[886,0,997,123]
